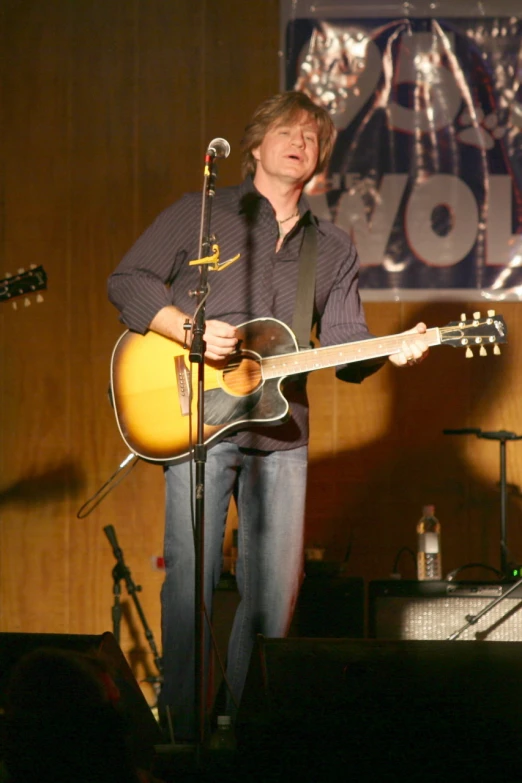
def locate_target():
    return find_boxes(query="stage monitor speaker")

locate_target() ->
[0,631,161,768]
[289,573,364,638]
[236,635,522,780]
[368,579,522,641]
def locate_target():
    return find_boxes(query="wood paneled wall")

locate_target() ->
[1,0,522,698]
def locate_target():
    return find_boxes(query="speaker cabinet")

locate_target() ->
[290,573,364,638]
[368,579,522,641]
[236,635,522,780]
[0,631,161,768]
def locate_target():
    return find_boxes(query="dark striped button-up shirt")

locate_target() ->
[108,177,381,452]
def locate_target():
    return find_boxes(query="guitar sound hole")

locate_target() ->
[222,353,262,396]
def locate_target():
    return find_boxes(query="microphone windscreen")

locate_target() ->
[207,137,231,158]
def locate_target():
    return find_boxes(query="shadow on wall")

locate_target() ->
[0,461,86,507]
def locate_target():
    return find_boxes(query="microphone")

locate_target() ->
[206,137,231,159]
[104,524,123,559]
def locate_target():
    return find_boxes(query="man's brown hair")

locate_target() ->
[240,91,336,180]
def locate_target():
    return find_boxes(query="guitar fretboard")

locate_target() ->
[261,327,442,378]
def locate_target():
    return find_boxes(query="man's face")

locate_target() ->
[252,111,320,187]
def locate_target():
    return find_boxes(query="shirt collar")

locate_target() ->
[238,175,323,234]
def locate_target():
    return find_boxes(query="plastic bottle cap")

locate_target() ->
[217,715,231,728]
[422,504,435,516]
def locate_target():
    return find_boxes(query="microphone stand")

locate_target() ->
[443,428,522,577]
[188,151,220,748]
[443,428,522,640]
[103,524,163,679]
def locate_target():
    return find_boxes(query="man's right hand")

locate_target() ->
[149,306,238,362]
[201,319,238,361]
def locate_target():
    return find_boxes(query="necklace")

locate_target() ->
[277,209,299,238]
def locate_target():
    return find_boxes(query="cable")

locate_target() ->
[76,453,139,519]
[446,562,503,581]
[390,546,416,578]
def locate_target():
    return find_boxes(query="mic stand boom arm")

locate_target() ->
[447,577,522,640]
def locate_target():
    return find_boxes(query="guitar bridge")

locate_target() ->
[175,355,191,416]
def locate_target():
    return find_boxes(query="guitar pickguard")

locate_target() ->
[204,385,263,425]
[204,319,298,427]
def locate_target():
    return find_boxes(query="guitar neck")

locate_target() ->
[261,327,441,378]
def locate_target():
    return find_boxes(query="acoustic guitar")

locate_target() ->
[110,311,507,463]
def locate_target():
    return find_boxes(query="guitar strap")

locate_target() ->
[291,219,317,350]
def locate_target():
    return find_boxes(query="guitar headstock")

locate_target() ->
[441,310,507,357]
[0,265,47,309]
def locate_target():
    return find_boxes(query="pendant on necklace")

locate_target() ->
[277,209,299,239]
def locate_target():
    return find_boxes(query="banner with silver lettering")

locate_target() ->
[282,5,522,301]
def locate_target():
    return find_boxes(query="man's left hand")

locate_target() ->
[389,322,430,368]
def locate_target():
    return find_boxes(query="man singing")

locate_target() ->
[108,90,428,741]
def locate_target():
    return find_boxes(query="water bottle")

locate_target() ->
[208,715,236,765]
[416,505,442,580]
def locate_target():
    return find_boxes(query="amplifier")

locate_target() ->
[368,580,522,641]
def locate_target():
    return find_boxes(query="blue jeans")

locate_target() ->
[159,441,308,739]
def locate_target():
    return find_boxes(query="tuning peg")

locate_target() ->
[493,345,501,355]
[17,268,25,274]
[473,311,481,320]
[12,301,17,310]
[36,294,44,303]
[466,347,473,358]
[460,312,467,321]
[479,346,487,356]
[487,309,496,317]
[24,297,31,307]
